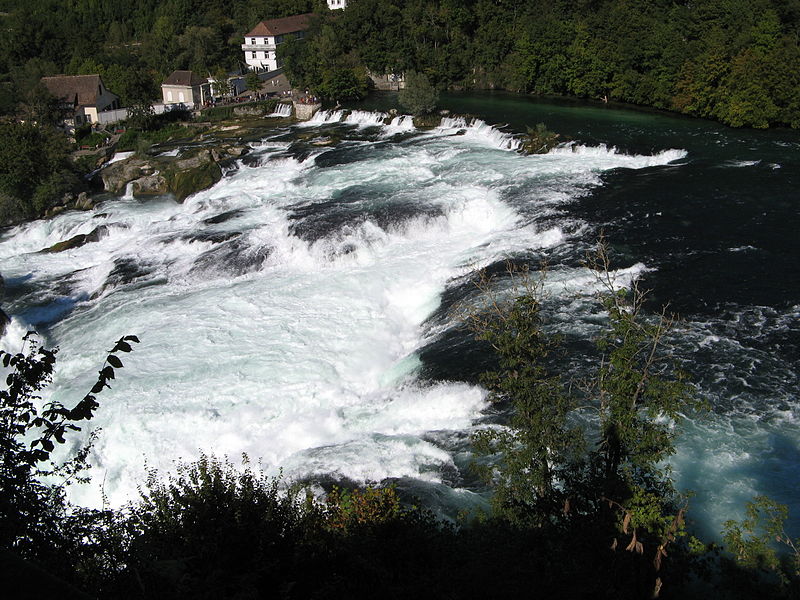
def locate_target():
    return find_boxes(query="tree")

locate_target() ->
[469,266,581,525]
[245,71,261,93]
[398,71,439,115]
[469,241,704,596]
[0,333,138,577]
[317,67,368,101]
[723,496,800,588]
[124,101,157,132]
[0,121,78,224]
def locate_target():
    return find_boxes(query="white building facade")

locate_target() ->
[242,14,312,72]
[327,0,347,9]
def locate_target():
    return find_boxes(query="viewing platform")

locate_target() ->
[293,94,321,120]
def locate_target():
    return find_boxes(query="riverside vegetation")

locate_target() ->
[0,1,798,129]
[1,243,798,599]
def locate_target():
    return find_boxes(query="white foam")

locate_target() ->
[300,109,345,126]
[107,151,135,165]
[0,124,693,509]
[267,103,292,118]
[384,115,415,134]
[343,110,387,127]
[548,143,687,167]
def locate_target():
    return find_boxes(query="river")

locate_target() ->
[0,92,797,540]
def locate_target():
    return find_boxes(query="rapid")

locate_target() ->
[0,93,797,540]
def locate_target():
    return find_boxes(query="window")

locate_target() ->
[252,52,257,59]
[167,90,173,102]
[251,38,256,45]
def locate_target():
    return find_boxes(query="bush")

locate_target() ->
[399,71,439,116]
[0,333,138,586]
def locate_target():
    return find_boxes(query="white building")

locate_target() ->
[327,0,347,9]
[161,70,211,107]
[242,14,312,72]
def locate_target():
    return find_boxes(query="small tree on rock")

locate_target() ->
[398,71,439,116]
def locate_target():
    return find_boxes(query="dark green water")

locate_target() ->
[352,91,800,539]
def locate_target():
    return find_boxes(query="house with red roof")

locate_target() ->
[241,14,313,72]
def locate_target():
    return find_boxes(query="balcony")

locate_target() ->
[241,43,276,52]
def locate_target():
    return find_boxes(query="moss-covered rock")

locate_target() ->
[164,159,222,202]
[519,123,560,155]
[101,158,156,195]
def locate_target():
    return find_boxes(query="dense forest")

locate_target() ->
[0,0,799,128]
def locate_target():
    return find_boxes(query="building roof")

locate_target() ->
[162,70,206,87]
[245,13,313,37]
[41,74,105,106]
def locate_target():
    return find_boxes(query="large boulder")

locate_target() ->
[162,149,222,202]
[99,141,248,203]
[101,157,156,195]
[74,192,95,211]
[130,174,169,196]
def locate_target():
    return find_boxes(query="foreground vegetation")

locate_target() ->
[1,244,798,599]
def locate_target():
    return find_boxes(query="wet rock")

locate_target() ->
[101,157,155,194]
[203,209,245,225]
[163,153,222,202]
[45,205,67,218]
[40,226,108,253]
[233,105,266,117]
[74,192,95,211]
[130,174,169,196]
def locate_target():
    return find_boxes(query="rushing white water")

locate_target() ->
[0,119,688,510]
[343,110,388,127]
[302,109,346,125]
[107,151,135,165]
[268,103,293,118]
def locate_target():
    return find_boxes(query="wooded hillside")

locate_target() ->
[1,0,798,127]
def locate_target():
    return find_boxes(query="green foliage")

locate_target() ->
[0,121,78,223]
[124,101,157,132]
[317,67,368,101]
[398,71,439,116]
[244,71,261,92]
[723,496,800,583]
[520,123,560,154]
[469,267,580,525]
[113,455,319,598]
[116,122,200,153]
[0,333,138,579]
[467,241,707,594]
[324,485,402,533]
[1,0,796,128]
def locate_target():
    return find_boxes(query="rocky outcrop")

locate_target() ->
[99,142,248,203]
[101,157,158,195]
[74,192,95,211]
[130,174,169,196]
[233,105,267,117]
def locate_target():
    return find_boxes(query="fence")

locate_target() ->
[95,102,197,126]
